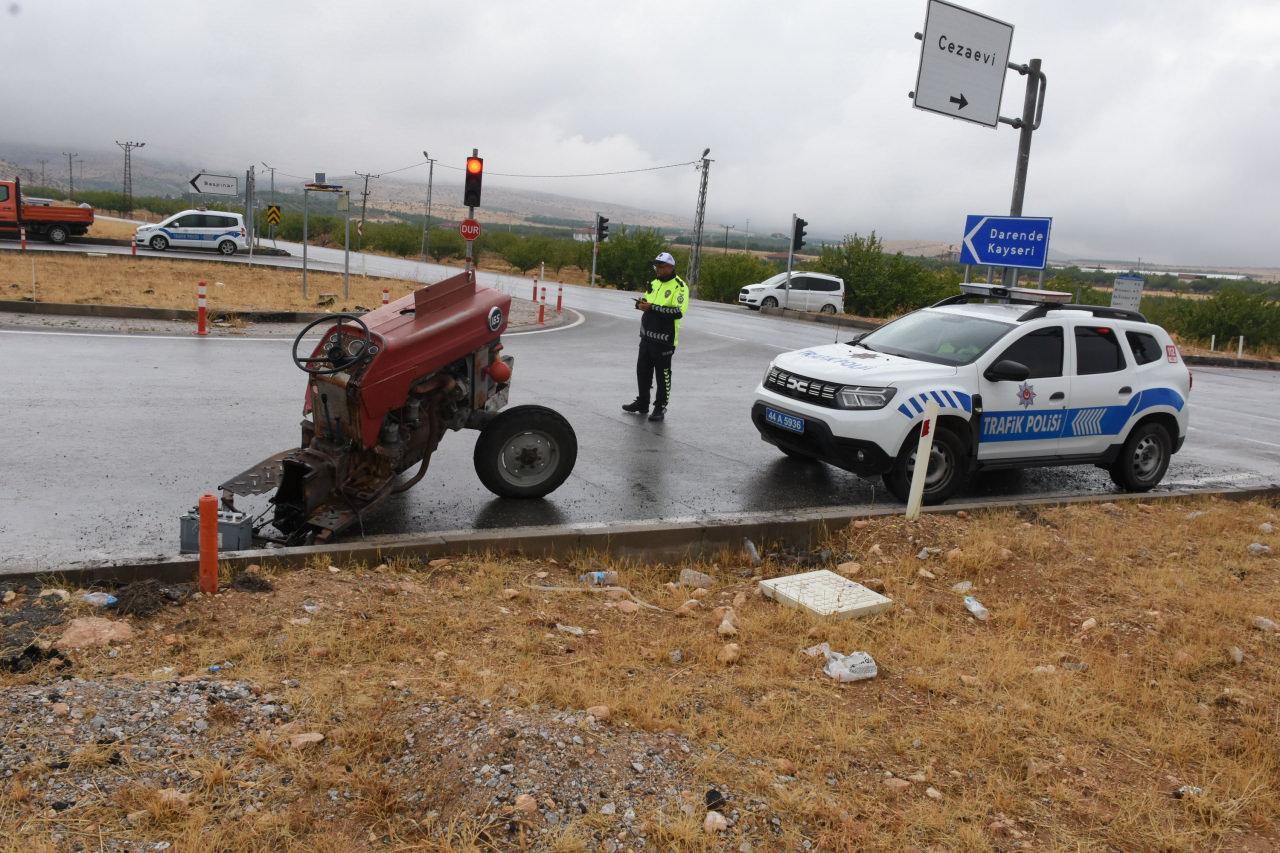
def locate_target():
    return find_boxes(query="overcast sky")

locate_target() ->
[5,0,1279,266]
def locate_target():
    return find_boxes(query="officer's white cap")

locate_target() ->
[653,252,676,266]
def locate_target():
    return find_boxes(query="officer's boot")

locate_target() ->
[622,398,648,414]
[648,404,666,422]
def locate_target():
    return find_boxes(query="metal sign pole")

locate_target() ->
[783,213,796,311]
[1004,57,1044,287]
[590,211,599,288]
[302,188,309,299]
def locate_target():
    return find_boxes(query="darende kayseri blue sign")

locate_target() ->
[960,214,1052,270]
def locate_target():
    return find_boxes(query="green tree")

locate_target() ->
[427,230,465,262]
[695,252,776,304]
[596,228,668,291]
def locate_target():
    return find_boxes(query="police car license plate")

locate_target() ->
[765,407,804,434]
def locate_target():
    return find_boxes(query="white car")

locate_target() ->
[135,210,248,255]
[738,272,845,314]
[751,283,1192,504]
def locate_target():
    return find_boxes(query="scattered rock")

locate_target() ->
[1260,522,1275,534]
[617,600,640,615]
[676,600,701,617]
[717,643,741,665]
[1229,646,1245,664]
[836,560,862,576]
[600,803,616,816]
[500,588,523,600]
[156,788,190,808]
[3,590,16,604]
[951,580,973,593]
[776,758,797,775]
[926,786,943,800]
[57,617,133,649]
[907,771,928,783]
[732,592,747,609]
[1251,615,1279,633]
[916,548,931,561]
[882,777,911,792]
[680,568,715,589]
[1186,510,1206,521]
[863,578,886,594]
[1031,664,1057,676]
[1081,617,1098,632]
[853,520,870,529]
[428,558,451,568]
[513,793,538,817]
[555,623,585,637]
[288,617,311,627]
[689,587,711,600]
[717,619,738,638]
[585,705,611,721]
[288,732,325,749]
[668,649,684,664]
[959,674,980,687]
[917,569,936,581]
[1173,784,1204,799]
[1247,543,1271,557]
[703,810,728,833]
[51,702,69,717]
[945,548,963,563]
[868,544,884,556]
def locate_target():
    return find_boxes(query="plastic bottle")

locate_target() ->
[82,592,118,607]
[579,571,619,586]
[963,595,990,622]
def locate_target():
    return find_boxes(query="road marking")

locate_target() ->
[0,328,289,343]
[1189,425,1280,450]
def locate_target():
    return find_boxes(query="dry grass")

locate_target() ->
[2,497,1278,850]
[0,252,427,314]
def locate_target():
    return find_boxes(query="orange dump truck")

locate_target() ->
[0,177,95,244]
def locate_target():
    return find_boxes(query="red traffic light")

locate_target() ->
[466,157,483,175]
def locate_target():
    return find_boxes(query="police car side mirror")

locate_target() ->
[985,359,1031,382]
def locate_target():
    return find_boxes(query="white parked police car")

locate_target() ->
[135,210,248,255]
[751,284,1192,504]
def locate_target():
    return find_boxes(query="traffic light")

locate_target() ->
[595,214,610,242]
[463,156,484,207]
[792,216,808,253]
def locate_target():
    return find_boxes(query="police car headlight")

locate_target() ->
[835,385,896,409]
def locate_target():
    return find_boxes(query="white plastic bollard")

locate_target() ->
[1209,334,1216,352]
[1238,336,1244,358]
[905,401,940,520]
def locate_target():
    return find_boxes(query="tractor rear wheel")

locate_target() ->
[474,405,577,498]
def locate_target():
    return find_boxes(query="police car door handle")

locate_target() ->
[1049,391,1064,401]
[1119,386,1132,395]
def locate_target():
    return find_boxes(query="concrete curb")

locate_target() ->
[1183,354,1280,371]
[760,305,879,330]
[758,306,1280,372]
[10,485,1278,585]
[1,236,292,257]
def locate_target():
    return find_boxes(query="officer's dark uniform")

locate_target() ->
[624,271,688,419]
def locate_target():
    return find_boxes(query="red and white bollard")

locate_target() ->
[556,285,563,313]
[195,280,209,336]
[382,287,390,306]
[19,227,27,252]
[537,301,545,325]
[131,237,137,256]
[531,277,538,300]
[540,285,546,304]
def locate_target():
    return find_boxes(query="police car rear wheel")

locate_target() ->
[474,405,578,499]
[883,427,966,505]
[149,235,169,251]
[1109,421,1170,492]
[819,303,837,314]
[218,240,237,255]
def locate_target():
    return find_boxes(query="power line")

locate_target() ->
[434,159,698,179]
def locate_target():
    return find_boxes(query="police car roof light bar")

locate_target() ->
[958,283,1071,303]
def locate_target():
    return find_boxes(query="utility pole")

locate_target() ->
[420,151,435,259]
[687,148,712,295]
[61,151,78,200]
[354,170,379,245]
[721,224,735,253]
[38,159,48,186]
[744,217,750,250]
[115,140,145,217]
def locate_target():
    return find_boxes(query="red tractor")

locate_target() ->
[217,271,577,545]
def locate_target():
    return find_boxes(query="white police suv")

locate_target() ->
[751,283,1192,504]
[135,210,248,255]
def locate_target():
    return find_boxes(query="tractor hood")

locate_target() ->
[772,344,959,387]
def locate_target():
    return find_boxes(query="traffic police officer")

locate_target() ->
[622,251,688,422]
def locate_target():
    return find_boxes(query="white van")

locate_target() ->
[135,210,248,255]
[738,272,845,314]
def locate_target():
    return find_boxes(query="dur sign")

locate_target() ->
[960,215,1052,270]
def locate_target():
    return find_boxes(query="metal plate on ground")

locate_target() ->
[760,569,893,619]
[218,449,292,496]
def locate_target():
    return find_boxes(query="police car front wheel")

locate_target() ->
[149,235,169,251]
[883,427,967,505]
[1109,421,1171,492]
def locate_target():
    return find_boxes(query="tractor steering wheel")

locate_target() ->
[292,314,375,375]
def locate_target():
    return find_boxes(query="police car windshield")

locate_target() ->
[857,310,1014,366]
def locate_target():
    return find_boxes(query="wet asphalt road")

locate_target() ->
[1,285,1276,571]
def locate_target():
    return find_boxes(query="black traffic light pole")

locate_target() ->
[463,148,482,275]
[783,214,807,311]
[590,213,609,288]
